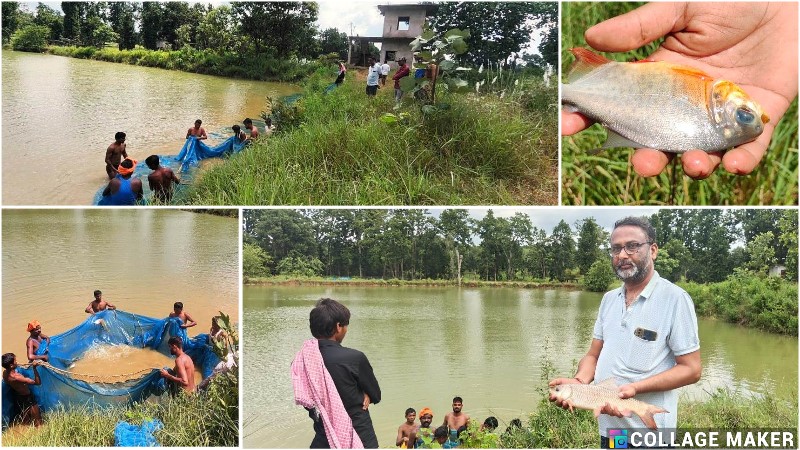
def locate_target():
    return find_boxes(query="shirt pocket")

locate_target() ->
[625,335,659,373]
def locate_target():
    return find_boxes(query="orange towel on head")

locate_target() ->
[27,320,40,332]
[419,407,433,418]
[117,159,137,176]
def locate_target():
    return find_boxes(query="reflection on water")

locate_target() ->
[2,50,299,205]
[243,285,798,448]
[2,209,239,364]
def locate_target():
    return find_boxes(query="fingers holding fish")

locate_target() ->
[584,3,687,53]
[630,149,672,178]
[561,110,592,136]
[679,150,722,180]
[721,134,770,176]
[594,402,633,419]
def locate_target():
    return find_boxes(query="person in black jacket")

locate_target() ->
[308,298,382,448]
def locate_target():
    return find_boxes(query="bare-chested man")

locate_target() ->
[85,290,116,314]
[396,407,417,447]
[443,396,470,443]
[243,118,259,141]
[26,321,50,363]
[186,119,208,140]
[2,353,42,426]
[145,155,180,204]
[160,336,196,394]
[169,301,197,329]
[105,132,129,179]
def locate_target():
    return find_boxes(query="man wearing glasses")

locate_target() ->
[549,216,701,448]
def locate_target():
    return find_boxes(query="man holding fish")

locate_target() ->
[549,216,701,447]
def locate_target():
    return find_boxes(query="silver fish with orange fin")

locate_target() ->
[562,48,769,152]
[549,378,668,429]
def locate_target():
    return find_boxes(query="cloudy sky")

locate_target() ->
[317,0,385,37]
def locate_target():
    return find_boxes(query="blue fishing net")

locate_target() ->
[93,135,248,205]
[114,418,164,446]
[1,310,220,428]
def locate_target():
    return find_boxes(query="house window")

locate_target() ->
[385,51,397,62]
[398,16,410,31]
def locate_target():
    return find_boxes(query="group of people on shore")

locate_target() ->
[101,117,272,205]
[2,291,226,427]
[364,56,411,102]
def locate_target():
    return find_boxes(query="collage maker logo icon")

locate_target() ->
[609,429,629,448]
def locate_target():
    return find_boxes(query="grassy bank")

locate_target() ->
[680,272,798,335]
[2,375,237,447]
[244,275,579,290]
[45,45,320,82]
[561,2,799,205]
[184,68,558,205]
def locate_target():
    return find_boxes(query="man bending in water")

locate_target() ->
[160,336,196,394]
[86,290,116,314]
[2,353,42,426]
[169,301,197,329]
[186,119,208,140]
[145,155,180,204]
[105,132,128,179]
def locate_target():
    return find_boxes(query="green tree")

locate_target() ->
[141,2,162,50]
[548,220,575,282]
[318,27,348,60]
[2,2,21,44]
[243,242,272,277]
[34,3,63,42]
[438,209,473,282]
[430,2,552,67]
[196,5,236,52]
[109,2,137,50]
[575,217,606,275]
[276,255,324,277]
[61,2,83,44]
[232,2,319,57]
[778,211,798,281]
[746,232,776,275]
[658,239,691,281]
[10,25,51,52]
[584,258,616,292]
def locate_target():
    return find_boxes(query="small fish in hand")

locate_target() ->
[550,378,667,429]
[562,48,769,153]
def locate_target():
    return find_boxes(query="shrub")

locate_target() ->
[11,25,51,52]
[584,259,616,292]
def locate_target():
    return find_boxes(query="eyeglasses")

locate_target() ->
[609,241,652,256]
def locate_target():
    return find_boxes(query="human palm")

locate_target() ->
[563,2,798,179]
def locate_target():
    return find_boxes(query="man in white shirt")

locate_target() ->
[366,56,381,97]
[380,59,391,86]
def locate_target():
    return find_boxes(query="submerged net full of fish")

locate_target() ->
[1,310,220,427]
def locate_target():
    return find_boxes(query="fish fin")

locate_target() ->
[595,378,619,389]
[603,130,645,149]
[639,405,669,430]
[667,65,713,80]
[562,104,579,114]
[567,48,611,83]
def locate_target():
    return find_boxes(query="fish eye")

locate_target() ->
[735,108,756,125]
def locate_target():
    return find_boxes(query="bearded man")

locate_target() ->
[549,216,702,449]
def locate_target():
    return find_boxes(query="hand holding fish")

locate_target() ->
[563,2,798,179]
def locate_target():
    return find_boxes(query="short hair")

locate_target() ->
[120,159,134,169]
[265,117,272,127]
[405,408,416,416]
[613,216,656,243]
[399,57,407,63]
[509,418,522,428]
[453,396,463,403]
[94,290,102,297]
[195,119,202,125]
[168,336,183,347]
[309,298,350,339]
[173,301,183,310]
[483,416,498,430]
[145,155,160,170]
[434,426,448,439]
[232,125,241,133]
[243,118,253,125]
[2,353,15,369]
[114,132,126,140]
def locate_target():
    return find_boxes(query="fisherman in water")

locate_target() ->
[549,216,701,448]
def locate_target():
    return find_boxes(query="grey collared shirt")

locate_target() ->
[593,271,700,435]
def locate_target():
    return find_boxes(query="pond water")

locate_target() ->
[2,209,239,373]
[2,50,298,205]
[242,285,798,448]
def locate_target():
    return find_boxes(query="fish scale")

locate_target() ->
[562,48,767,152]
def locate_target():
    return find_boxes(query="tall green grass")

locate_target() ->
[185,71,558,205]
[1,375,238,447]
[561,2,799,205]
[45,45,320,82]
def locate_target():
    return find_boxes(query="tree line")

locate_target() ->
[3,2,556,72]
[242,209,798,287]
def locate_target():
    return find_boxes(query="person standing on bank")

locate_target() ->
[549,216,701,448]
[392,57,410,103]
[292,298,381,448]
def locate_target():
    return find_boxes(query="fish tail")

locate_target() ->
[640,405,668,430]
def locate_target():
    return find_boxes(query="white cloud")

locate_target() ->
[316,0,385,37]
